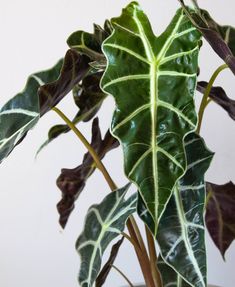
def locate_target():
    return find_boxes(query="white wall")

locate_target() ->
[0,1,234,286]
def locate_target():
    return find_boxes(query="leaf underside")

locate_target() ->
[76,184,137,287]
[101,2,201,233]
[206,181,235,258]
[56,118,118,228]
[197,81,235,121]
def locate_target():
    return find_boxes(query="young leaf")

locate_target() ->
[57,118,119,228]
[206,181,235,258]
[101,2,201,233]
[197,81,235,121]
[158,256,191,287]
[95,237,124,287]
[67,22,111,61]
[76,184,137,287]
[0,60,63,163]
[157,133,214,287]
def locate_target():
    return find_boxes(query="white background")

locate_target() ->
[0,1,234,286]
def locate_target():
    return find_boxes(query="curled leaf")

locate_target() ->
[179,2,235,75]
[206,181,235,258]
[197,81,235,121]
[57,118,119,228]
[39,49,90,115]
[95,237,124,287]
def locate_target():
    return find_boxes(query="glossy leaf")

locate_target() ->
[206,181,235,258]
[95,237,124,287]
[101,2,201,233]
[37,72,107,154]
[158,256,191,287]
[179,2,235,75]
[76,184,137,287]
[197,81,235,121]
[138,134,214,287]
[0,60,63,163]
[57,118,119,228]
[157,133,213,287]
[38,49,90,116]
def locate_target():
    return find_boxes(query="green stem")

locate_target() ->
[197,64,228,134]
[52,107,155,287]
[52,107,116,191]
[112,265,134,287]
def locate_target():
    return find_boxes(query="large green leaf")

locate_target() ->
[138,134,214,287]
[206,181,235,258]
[0,60,63,163]
[76,184,137,287]
[57,118,118,228]
[157,134,213,287]
[101,2,201,233]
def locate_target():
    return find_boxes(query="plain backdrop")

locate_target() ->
[0,1,234,286]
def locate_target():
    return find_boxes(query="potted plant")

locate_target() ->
[0,0,234,286]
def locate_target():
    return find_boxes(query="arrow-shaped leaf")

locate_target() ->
[56,118,119,228]
[101,2,201,233]
[138,133,214,287]
[76,184,137,287]
[206,181,235,258]
[0,59,63,163]
[157,133,214,287]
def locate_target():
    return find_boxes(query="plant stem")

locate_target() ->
[52,107,156,287]
[197,64,228,134]
[145,226,162,287]
[52,107,116,190]
[111,265,134,287]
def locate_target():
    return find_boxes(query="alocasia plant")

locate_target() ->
[1,1,235,287]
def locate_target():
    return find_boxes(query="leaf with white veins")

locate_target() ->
[77,184,137,287]
[157,133,214,287]
[101,2,201,233]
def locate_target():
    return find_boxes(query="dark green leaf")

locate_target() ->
[0,60,63,163]
[77,184,137,287]
[157,133,213,287]
[158,256,191,287]
[95,237,124,287]
[101,2,201,233]
[138,134,214,287]
[197,81,235,121]
[206,181,235,258]
[38,49,90,116]
[57,118,119,228]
